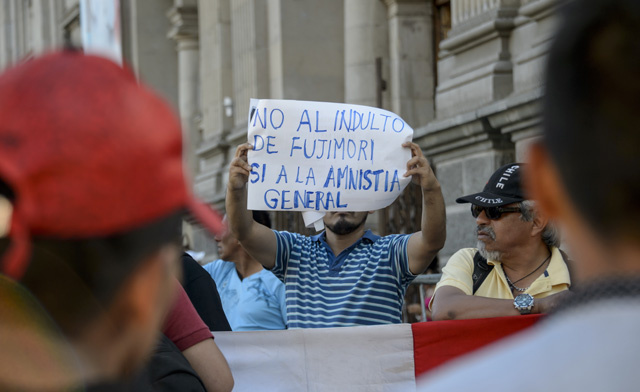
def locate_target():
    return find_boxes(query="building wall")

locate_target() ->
[419,0,559,265]
[0,0,67,67]
[0,0,561,265]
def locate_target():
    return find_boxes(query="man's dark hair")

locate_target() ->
[543,0,640,241]
[0,202,183,338]
[252,210,272,229]
[519,201,560,248]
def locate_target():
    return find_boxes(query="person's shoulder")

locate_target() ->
[371,231,409,245]
[276,229,319,246]
[451,248,477,260]
[275,229,307,240]
[438,248,477,270]
[434,249,477,290]
[202,259,233,276]
[547,246,572,285]
[257,268,285,289]
[377,232,409,240]
[549,246,568,265]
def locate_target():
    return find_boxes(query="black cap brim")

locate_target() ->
[455,192,524,207]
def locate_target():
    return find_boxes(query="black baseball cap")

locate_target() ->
[456,163,525,207]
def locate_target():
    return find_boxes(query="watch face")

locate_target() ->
[515,294,533,308]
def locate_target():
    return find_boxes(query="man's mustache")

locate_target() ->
[476,226,496,240]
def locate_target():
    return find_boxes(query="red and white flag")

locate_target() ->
[214,315,541,391]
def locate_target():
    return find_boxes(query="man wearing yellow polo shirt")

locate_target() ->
[430,163,571,320]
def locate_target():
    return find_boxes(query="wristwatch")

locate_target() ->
[514,293,534,315]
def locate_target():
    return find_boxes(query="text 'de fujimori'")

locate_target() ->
[247,99,414,212]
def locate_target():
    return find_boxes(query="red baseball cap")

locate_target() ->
[0,50,223,280]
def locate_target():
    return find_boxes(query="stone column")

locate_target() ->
[268,0,343,103]
[231,0,270,132]
[194,0,232,209]
[384,0,435,127]
[0,1,17,69]
[344,0,389,108]
[123,0,178,110]
[505,0,560,160]
[167,3,200,177]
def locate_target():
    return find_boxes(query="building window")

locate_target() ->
[434,0,451,61]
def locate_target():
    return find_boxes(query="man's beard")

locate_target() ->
[326,214,368,235]
[476,225,501,261]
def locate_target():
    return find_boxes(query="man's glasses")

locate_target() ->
[471,205,522,220]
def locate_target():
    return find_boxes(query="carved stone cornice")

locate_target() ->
[519,0,557,20]
[414,88,542,162]
[441,9,518,54]
[383,0,430,17]
[383,0,426,6]
[195,134,229,158]
[166,5,198,42]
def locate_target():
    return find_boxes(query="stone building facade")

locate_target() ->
[0,0,560,267]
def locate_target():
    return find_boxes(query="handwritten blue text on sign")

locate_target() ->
[246,99,413,212]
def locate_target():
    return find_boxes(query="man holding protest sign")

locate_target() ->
[226,137,446,328]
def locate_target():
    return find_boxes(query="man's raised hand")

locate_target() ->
[228,143,253,191]
[402,142,440,192]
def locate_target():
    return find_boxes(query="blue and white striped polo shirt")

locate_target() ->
[271,229,416,328]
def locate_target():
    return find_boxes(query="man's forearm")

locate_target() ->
[183,338,234,392]
[407,184,447,274]
[420,185,446,254]
[225,184,253,242]
[431,293,521,321]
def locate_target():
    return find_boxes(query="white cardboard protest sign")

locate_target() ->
[246,99,413,227]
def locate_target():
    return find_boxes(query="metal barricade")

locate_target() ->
[406,273,441,322]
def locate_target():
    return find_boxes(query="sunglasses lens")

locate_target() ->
[471,205,503,219]
[484,207,501,220]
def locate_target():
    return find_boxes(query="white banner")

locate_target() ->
[214,324,416,392]
[246,99,413,215]
[80,0,122,65]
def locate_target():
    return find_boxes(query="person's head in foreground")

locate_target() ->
[527,0,640,284]
[417,0,640,390]
[0,49,223,391]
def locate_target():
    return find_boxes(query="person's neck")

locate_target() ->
[501,241,551,280]
[0,278,85,391]
[234,253,264,280]
[578,240,640,283]
[325,226,367,256]
[0,329,84,391]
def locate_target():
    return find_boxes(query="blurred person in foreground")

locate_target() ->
[418,0,640,390]
[0,50,230,391]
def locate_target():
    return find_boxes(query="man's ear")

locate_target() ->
[530,208,549,238]
[78,246,178,379]
[525,142,566,221]
[107,246,177,334]
[0,196,11,237]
